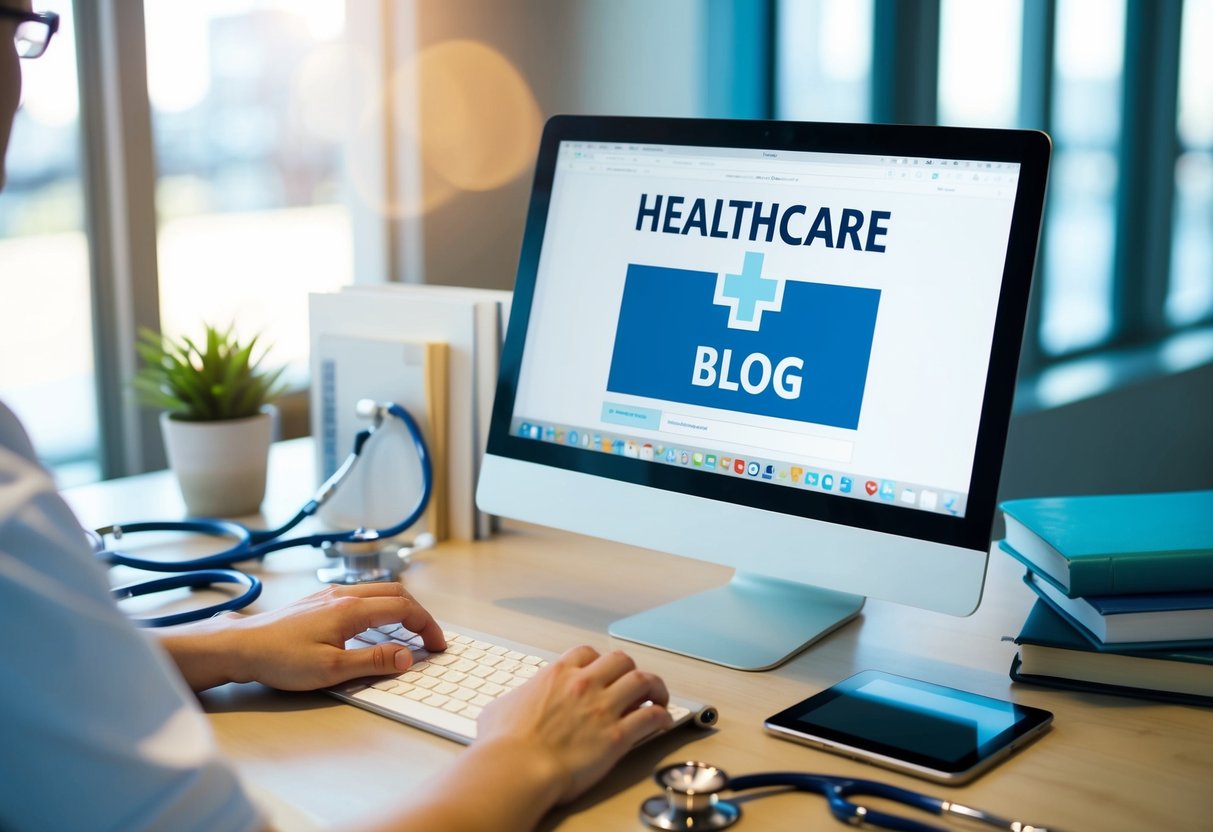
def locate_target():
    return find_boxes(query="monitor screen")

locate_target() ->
[479,117,1049,669]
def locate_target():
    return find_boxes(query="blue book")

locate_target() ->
[1009,600,1213,707]
[1000,490,1213,597]
[1001,542,1213,650]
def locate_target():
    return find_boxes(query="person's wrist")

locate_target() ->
[469,734,568,808]
[157,613,248,690]
[213,612,257,684]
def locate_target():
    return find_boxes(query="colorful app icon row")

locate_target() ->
[517,420,961,515]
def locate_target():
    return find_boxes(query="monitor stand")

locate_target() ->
[608,571,864,671]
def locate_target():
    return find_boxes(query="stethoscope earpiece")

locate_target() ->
[640,761,740,830]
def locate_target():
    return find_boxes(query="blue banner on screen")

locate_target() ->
[606,251,880,431]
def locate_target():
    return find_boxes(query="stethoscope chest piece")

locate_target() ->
[641,761,740,830]
[314,533,435,585]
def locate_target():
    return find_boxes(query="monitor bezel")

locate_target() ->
[487,115,1050,554]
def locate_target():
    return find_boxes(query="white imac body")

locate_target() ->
[479,457,987,669]
[477,117,1049,670]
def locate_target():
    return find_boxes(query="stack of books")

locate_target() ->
[998,490,1213,707]
[309,285,512,541]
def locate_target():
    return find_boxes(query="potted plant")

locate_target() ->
[133,323,287,517]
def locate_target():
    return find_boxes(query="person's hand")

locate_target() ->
[474,645,674,805]
[162,583,446,692]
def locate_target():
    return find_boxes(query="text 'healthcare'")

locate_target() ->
[636,194,892,252]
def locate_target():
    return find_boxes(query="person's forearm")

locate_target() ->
[156,614,244,692]
[363,736,566,832]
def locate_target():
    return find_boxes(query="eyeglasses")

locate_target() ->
[0,9,59,59]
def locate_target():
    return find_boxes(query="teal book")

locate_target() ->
[1009,600,1213,707]
[1000,490,1213,597]
[1012,557,1213,650]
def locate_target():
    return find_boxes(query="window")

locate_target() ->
[778,0,1211,374]
[1,2,374,484]
[777,0,872,123]
[1168,0,1213,326]
[144,1,354,370]
[0,1,98,485]
[937,0,1021,129]
[1039,0,1124,355]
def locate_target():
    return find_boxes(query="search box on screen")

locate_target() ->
[659,411,853,463]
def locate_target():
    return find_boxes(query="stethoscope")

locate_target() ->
[641,761,1056,831]
[90,400,431,627]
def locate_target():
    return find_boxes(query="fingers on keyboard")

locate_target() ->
[341,630,691,746]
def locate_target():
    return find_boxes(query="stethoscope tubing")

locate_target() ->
[94,402,430,624]
[725,773,950,832]
[110,569,263,628]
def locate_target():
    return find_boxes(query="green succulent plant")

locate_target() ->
[132,324,287,422]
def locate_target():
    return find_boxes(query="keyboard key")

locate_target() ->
[424,693,450,708]
[355,629,395,645]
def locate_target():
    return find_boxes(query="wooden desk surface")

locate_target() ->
[65,441,1213,831]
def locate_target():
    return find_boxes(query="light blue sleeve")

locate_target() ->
[0,405,262,832]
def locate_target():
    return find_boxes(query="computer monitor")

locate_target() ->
[477,116,1050,670]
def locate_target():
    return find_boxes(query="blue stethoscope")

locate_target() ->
[90,401,431,627]
[641,762,1057,831]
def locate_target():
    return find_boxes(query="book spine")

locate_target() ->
[1072,553,1213,596]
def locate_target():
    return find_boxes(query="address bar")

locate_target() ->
[591,154,889,179]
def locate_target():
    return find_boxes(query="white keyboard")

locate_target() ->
[329,623,717,745]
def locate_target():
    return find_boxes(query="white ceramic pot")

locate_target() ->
[160,408,275,517]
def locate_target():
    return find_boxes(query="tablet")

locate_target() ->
[764,670,1053,783]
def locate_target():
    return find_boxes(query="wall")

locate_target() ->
[999,360,1213,510]
[408,0,705,290]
